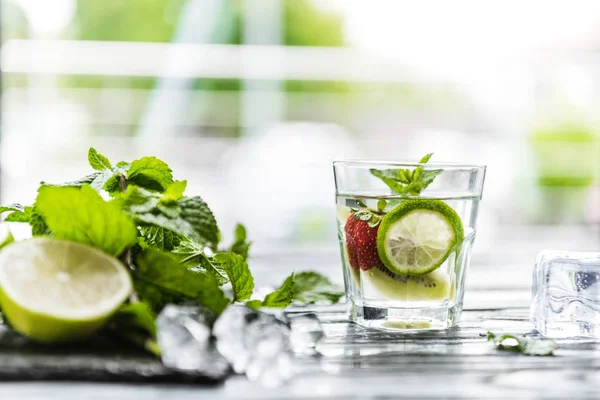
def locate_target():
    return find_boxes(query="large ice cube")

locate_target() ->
[531,250,600,338]
[213,305,294,387]
[156,305,230,377]
[288,312,324,355]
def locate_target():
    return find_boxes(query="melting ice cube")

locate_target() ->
[531,250,600,338]
[156,305,229,377]
[213,305,294,387]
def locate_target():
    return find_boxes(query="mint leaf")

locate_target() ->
[88,148,112,171]
[42,173,101,188]
[113,302,157,338]
[293,271,344,305]
[161,180,187,204]
[172,240,228,283]
[35,185,138,255]
[419,153,434,164]
[413,169,441,191]
[262,273,295,308]
[136,249,230,314]
[133,279,183,313]
[369,170,406,194]
[116,186,219,249]
[127,156,174,192]
[140,226,182,251]
[91,169,118,192]
[0,204,32,222]
[199,255,229,285]
[227,223,251,260]
[245,300,263,309]
[177,196,219,246]
[4,206,33,222]
[172,238,204,258]
[90,162,131,195]
[30,208,50,236]
[213,252,254,301]
[2,203,51,235]
[0,204,25,215]
[487,332,557,356]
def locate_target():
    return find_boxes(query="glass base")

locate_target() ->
[347,299,462,331]
[533,319,600,339]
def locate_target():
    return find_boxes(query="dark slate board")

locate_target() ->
[0,327,230,384]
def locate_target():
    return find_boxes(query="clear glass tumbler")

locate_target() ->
[333,160,486,330]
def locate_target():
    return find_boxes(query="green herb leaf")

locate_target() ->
[90,169,119,192]
[161,180,187,203]
[199,255,229,285]
[88,148,112,171]
[4,206,33,222]
[135,249,230,314]
[377,199,387,212]
[262,273,296,308]
[0,204,25,215]
[116,187,219,249]
[487,332,557,356]
[133,279,183,313]
[245,300,263,309]
[419,153,434,164]
[213,252,254,302]
[127,156,174,192]
[370,153,441,196]
[292,271,344,305]
[227,223,251,260]
[172,238,204,258]
[113,302,157,338]
[35,186,138,256]
[42,173,101,188]
[140,226,182,251]
[0,204,32,222]
[29,208,50,236]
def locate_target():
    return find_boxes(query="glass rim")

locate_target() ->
[333,159,486,170]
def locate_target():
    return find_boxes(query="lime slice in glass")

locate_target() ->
[0,238,132,343]
[377,200,464,275]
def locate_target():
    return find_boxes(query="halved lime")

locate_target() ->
[376,200,464,275]
[0,238,132,343]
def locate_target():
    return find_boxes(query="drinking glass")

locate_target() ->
[333,160,486,330]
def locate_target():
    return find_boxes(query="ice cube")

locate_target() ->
[213,305,294,386]
[156,305,230,377]
[287,312,324,355]
[531,250,600,338]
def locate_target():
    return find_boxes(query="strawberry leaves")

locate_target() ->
[353,209,382,228]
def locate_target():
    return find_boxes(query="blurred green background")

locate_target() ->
[1,0,599,249]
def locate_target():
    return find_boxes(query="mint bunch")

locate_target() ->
[0,148,343,354]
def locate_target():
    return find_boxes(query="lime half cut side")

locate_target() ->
[0,238,132,343]
[376,200,464,275]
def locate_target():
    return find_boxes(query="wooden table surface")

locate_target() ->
[0,226,598,399]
